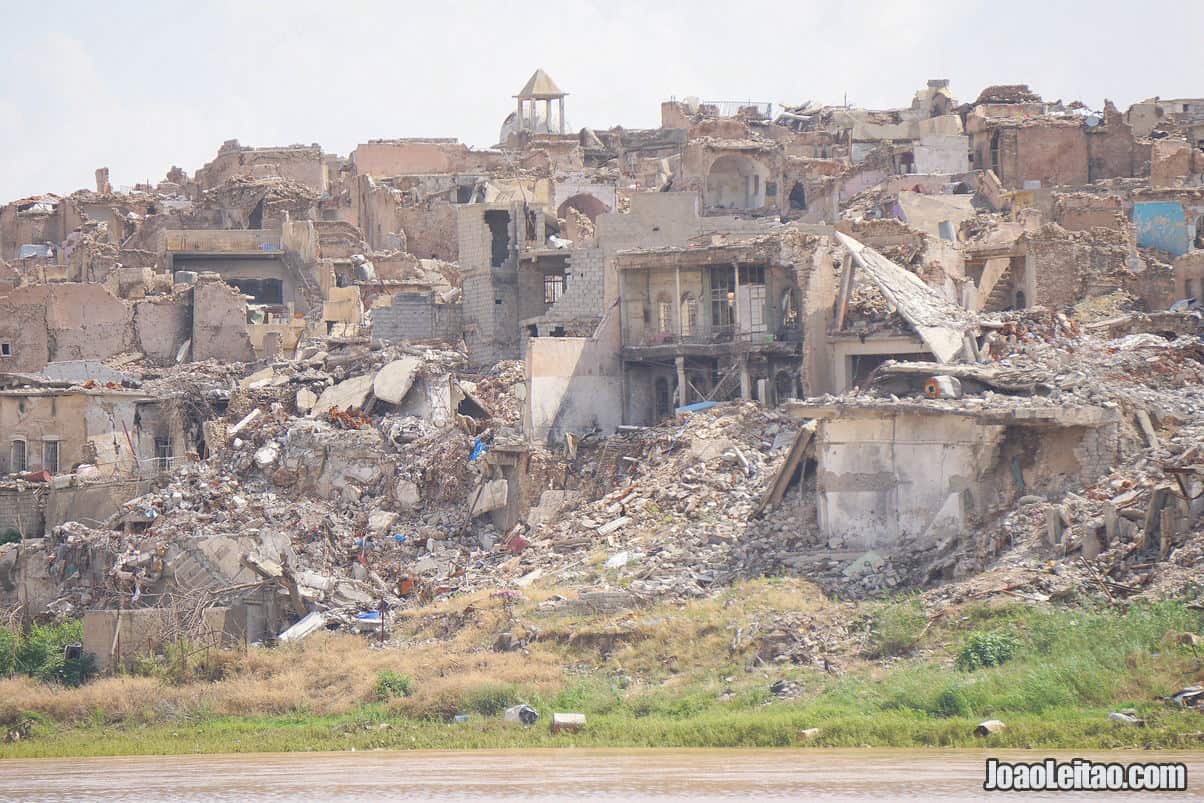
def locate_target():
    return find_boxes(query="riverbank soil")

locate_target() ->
[2,578,1201,758]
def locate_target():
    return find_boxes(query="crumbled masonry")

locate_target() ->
[1,72,1202,659]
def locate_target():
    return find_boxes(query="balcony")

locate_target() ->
[165,229,282,254]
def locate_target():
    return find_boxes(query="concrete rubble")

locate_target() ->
[1,70,1202,660]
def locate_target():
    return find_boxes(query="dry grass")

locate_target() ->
[1,601,565,725]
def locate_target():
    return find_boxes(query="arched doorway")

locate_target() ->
[705,155,768,210]
[788,181,807,210]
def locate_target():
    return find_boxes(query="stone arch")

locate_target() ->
[788,181,807,210]
[557,193,611,223]
[705,154,769,210]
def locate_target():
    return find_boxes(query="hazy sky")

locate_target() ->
[2,0,1202,200]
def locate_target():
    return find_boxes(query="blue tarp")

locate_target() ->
[468,438,489,461]
[675,401,719,414]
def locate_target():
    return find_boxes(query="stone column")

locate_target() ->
[676,356,687,407]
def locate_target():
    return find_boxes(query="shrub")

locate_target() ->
[375,670,414,701]
[460,683,520,716]
[957,629,1019,671]
[0,620,96,687]
[864,599,926,658]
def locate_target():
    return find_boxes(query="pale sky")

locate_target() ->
[2,0,1202,201]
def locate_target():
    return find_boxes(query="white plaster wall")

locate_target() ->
[816,413,1003,552]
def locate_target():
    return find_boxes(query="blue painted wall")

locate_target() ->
[1133,201,1189,257]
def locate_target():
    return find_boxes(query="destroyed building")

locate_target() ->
[1,71,1203,667]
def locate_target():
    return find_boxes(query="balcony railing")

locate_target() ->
[165,229,282,253]
[623,319,802,350]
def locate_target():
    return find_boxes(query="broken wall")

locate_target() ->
[191,278,255,363]
[0,284,134,373]
[525,309,624,443]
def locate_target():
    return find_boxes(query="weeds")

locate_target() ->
[956,629,1019,671]
[374,670,414,701]
[864,598,926,658]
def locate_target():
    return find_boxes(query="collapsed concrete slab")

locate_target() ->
[312,373,376,416]
[835,232,976,363]
[372,357,422,405]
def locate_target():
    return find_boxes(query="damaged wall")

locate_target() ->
[191,277,255,363]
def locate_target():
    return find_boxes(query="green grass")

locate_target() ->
[2,600,1201,758]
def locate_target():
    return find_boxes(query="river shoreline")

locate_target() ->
[3,582,1201,760]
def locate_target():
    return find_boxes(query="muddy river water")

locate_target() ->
[1,748,1200,801]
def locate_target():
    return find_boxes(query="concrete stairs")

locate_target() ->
[167,542,230,595]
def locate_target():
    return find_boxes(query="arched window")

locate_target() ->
[705,154,769,210]
[656,295,673,334]
[680,293,698,336]
[780,288,800,330]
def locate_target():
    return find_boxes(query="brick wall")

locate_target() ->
[373,292,463,342]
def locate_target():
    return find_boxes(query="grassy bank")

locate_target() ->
[2,580,1201,758]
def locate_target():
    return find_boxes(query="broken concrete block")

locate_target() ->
[596,516,629,536]
[279,611,327,642]
[504,704,540,726]
[395,480,421,511]
[253,444,280,469]
[551,712,585,734]
[312,373,376,417]
[228,408,261,437]
[368,510,398,536]
[295,387,318,414]
[470,479,509,518]
[240,367,275,389]
[1108,712,1144,725]
[974,719,1005,737]
[372,357,422,405]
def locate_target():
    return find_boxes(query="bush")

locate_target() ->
[460,683,520,716]
[0,529,20,546]
[865,599,926,658]
[375,670,414,701]
[957,629,1019,671]
[0,620,96,687]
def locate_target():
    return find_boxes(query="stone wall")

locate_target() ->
[192,278,255,363]
[397,202,458,261]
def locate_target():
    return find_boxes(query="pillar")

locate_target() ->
[739,359,752,400]
[674,265,682,338]
[558,97,566,134]
[676,356,688,407]
[732,262,741,334]
[545,99,552,133]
